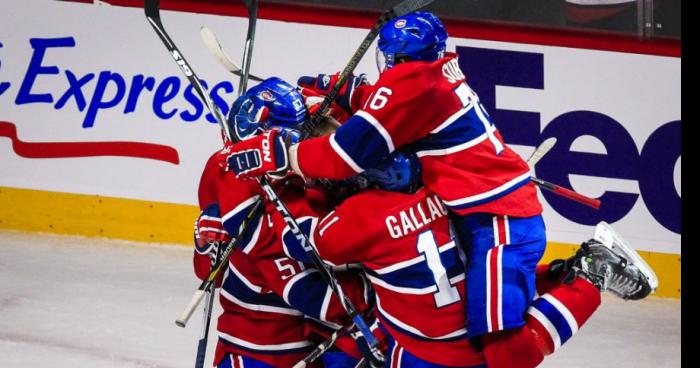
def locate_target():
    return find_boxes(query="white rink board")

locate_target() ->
[0,0,681,254]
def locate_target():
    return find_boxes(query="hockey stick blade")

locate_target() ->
[527,137,557,169]
[200,26,264,82]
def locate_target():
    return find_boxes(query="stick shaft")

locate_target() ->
[237,0,258,96]
[144,3,230,141]
[301,0,434,137]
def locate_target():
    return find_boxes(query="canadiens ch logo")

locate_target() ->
[260,90,275,101]
[394,19,407,29]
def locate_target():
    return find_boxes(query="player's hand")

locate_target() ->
[219,129,290,180]
[194,203,231,266]
[299,87,351,126]
[297,72,369,113]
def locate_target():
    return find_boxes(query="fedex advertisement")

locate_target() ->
[0,0,680,254]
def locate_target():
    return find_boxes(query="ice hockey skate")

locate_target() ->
[565,222,659,300]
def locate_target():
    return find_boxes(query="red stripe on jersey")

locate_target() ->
[496,216,507,246]
[488,216,509,332]
[391,344,401,368]
[487,247,499,332]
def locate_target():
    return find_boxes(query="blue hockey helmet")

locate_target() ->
[313,151,422,201]
[376,11,448,72]
[228,77,306,141]
[363,151,422,193]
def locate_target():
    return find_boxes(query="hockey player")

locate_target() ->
[193,77,377,368]
[220,10,549,361]
[258,150,656,368]
[219,12,655,367]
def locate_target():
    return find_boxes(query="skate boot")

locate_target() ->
[565,222,658,300]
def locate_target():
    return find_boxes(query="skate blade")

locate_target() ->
[593,222,659,293]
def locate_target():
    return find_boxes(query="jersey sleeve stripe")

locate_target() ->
[331,113,395,171]
[541,294,580,335]
[219,288,303,316]
[282,269,318,305]
[319,286,333,323]
[222,196,260,223]
[240,217,263,255]
[415,132,487,157]
[221,264,301,315]
[526,307,563,351]
[219,197,263,256]
[527,295,577,348]
[282,217,319,264]
[283,268,337,322]
[329,133,364,173]
[442,172,532,209]
[356,110,395,152]
[229,263,263,293]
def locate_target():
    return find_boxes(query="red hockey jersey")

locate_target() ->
[295,53,542,218]
[281,188,486,367]
[195,153,373,367]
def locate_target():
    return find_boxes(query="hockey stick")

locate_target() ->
[145,3,382,359]
[176,202,265,327]
[194,249,224,368]
[525,137,601,209]
[354,358,369,368]
[144,0,266,327]
[237,0,258,96]
[301,0,435,138]
[259,179,385,365]
[530,177,601,209]
[230,0,385,362]
[200,26,265,82]
[144,0,232,141]
[526,137,557,169]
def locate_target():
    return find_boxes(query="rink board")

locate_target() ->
[0,186,681,299]
[0,1,680,298]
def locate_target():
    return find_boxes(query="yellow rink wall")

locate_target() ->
[0,186,680,299]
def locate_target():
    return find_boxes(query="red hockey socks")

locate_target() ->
[526,276,601,355]
[482,264,601,367]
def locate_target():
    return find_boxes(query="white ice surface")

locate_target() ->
[0,231,681,367]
